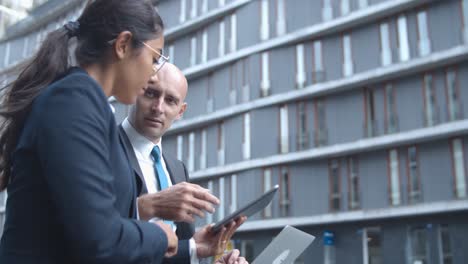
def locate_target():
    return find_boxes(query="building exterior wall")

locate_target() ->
[1,0,468,263]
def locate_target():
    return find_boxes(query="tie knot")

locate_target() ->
[151,146,161,162]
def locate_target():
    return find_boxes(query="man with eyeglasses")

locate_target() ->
[118,62,247,264]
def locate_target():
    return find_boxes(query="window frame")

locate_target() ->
[387,149,402,206]
[348,156,360,210]
[279,104,289,154]
[450,138,467,199]
[406,146,422,204]
[329,159,341,212]
[416,10,431,57]
[279,166,291,217]
[396,15,410,62]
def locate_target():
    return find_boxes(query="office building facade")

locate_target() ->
[1,0,468,263]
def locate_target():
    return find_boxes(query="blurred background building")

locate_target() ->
[1,0,468,263]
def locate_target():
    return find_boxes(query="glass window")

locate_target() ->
[409,227,429,264]
[280,167,290,217]
[177,135,184,161]
[202,0,208,14]
[243,113,251,159]
[313,40,325,83]
[348,157,360,210]
[385,84,398,134]
[408,146,422,203]
[218,122,225,166]
[206,180,214,223]
[397,15,410,62]
[260,0,270,41]
[191,0,198,19]
[341,0,350,16]
[230,14,237,53]
[276,0,286,36]
[363,227,382,264]
[218,177,225,219]
[168,44,175,64]
[358,0,368,9]
[423,74,438,126]
[260,52,271,97]
[329,159,341,211]
[380,23,392,66]
[219,20,226,57]
[322,0,333,22]
[342,34,354,77]
[229,66,237,106]
[296,44,306,89]
[297,102,309,150]
[439,225,453,264]
[389,149,401,206]
[219,0,225,7]
[242,58,250,103]
[446,69,462,121]
[240,240,255,261]
[364,88,376,137]
[190,36,197,66]
[451,138,467,198]
[263,168,272,218]
[22,37,29,59]
[207,74,214,112]
[179,0,187,24]
[314,99,328,146]
[417,11,431,56]
[200,129,207,169]
[188,132,195,172]
[3,42,10,68]
[230,175,237,213]
[462,0,468,43]
[201,29,208,63]
[279,105,289,154]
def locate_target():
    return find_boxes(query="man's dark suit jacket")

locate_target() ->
[0,68,168,264]
[119,125,195,264]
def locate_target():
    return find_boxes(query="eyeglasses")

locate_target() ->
[141,42,170,74]
[107,39,170,75]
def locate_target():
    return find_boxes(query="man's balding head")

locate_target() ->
[154,63,188,101]
[129,63,188,143]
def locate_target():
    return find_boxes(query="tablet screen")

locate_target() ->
[212,185,279,232]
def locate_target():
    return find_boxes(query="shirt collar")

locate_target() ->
[122,118,162,160]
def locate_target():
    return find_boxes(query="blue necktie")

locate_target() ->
[151,146,174,227]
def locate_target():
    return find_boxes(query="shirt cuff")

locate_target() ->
[189,238,200,264]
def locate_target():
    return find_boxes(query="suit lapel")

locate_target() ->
[163,152,185,184]
[118,124,148,194]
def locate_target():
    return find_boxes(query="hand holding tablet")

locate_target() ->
[211,185,279,232]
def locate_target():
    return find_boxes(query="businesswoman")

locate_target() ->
[0,0,178,263]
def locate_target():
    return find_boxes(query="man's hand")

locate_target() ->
[215,249,249,264]
[153,221,178,258]
[138,182,220,222]
[193,216,247,258]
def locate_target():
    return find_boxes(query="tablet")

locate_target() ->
[212,184,279,232]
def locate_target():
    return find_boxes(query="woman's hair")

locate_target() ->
[0,0,164,190]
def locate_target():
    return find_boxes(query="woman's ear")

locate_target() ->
[112,31,133,60]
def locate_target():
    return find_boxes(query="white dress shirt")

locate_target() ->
[122,118,199,263]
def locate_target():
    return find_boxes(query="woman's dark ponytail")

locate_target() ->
[0,0,164,190]
[0,25,75,190]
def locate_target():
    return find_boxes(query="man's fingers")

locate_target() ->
[187,206,205,219]
[227,249,240,264]
[238,257,248,264]
[192,189,220,205]
[189,196,217,213]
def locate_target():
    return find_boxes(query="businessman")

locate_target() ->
[119,63,246,263]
